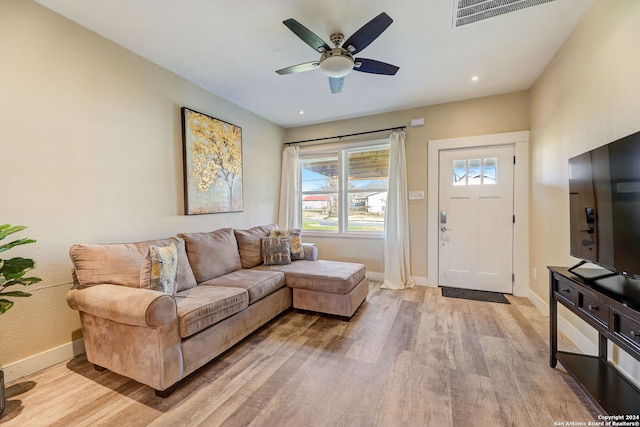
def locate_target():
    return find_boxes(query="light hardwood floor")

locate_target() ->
[1,282,599,426]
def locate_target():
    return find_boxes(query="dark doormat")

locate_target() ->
[441,286,510,304]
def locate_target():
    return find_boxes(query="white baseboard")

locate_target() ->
[614,354,640,389]
[413,276,430,287]
[367,272,430,287]
[528,289,597,355]
[2,339,85,383]
[367,271,384,281]
[527,289,548,316]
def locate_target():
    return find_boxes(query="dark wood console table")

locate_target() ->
[549,266,640,415]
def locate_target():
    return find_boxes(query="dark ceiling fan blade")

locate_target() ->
[283,19,331,53]
[343,12,393,55]
[329,77,344,94]
[276,61,320,75]
[354,58,399,75]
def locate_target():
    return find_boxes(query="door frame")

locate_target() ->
[427,131,530,297]
[438,144,515,293]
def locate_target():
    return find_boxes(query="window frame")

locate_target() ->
[299,138,389,238]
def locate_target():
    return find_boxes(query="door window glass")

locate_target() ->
[452,157,499,186]
[468,159,482,185]
[453,159,466,185]
[483,157,497,184]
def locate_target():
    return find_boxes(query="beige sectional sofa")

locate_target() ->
[66,225,367,397]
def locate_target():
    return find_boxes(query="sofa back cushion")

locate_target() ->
[179,228,243,283]
[234,224,278,269]
[70,237,197,292]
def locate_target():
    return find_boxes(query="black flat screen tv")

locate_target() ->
[568,129,640,279]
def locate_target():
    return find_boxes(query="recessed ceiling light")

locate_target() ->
[298,110,304,115]
[471,75,479,82]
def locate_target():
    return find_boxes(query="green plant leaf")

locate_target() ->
[0,238,37,253]
[0,291,32,298]
[1,276,42,288]
[0,225,37,315]
[0,299,14,314]
[1,257,36,278]
[0,224,27,241]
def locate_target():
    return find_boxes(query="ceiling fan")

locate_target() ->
[276,12,399,94]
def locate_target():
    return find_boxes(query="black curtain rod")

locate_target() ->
[285,126,406,145]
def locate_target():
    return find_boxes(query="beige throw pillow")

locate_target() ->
[146,244,178,295]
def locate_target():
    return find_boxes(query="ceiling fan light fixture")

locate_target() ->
[320,54,354,78]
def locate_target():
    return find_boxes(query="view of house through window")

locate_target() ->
[300,142,389,234]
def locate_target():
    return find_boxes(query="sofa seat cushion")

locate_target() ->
[254,260,366,294]
[199,269,285,305]
[174,286,248,338]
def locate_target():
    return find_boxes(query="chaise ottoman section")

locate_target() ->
[255,260,368,319]
[293,276,369,319]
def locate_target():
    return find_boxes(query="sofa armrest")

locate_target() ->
[67,284,177,328]
[302,243,318,261]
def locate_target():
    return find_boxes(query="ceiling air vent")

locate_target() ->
[452,0,556,28]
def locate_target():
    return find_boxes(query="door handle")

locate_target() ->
[440,227,452,232]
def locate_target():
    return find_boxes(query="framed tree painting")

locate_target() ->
[181,107,244,214]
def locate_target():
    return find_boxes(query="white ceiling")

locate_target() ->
[34,0,593,128]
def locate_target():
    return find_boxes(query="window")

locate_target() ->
[301,155,339,231]
[300,141,389,234]
[452,157,498,186]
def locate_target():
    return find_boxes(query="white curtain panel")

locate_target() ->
[382,130,414,289]
[278,145,301,229]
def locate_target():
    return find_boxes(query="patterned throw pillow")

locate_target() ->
[268,229,305,261]
[261,237,291,265]
[148,244,178,294]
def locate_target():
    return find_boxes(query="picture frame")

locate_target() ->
[181,107,244,215]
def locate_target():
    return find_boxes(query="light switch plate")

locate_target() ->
[408,191,424,200]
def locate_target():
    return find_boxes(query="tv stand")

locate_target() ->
[549,267,640,415]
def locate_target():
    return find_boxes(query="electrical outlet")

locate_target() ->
[533,267,537,281]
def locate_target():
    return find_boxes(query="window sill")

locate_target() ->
[302,231,384,239]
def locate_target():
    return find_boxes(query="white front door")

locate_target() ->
[438,145,514,294]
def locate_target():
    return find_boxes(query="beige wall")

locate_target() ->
[285,92,530,279]
[0,0,284,371]
[7,0,637,389]
[530,0,640,381]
